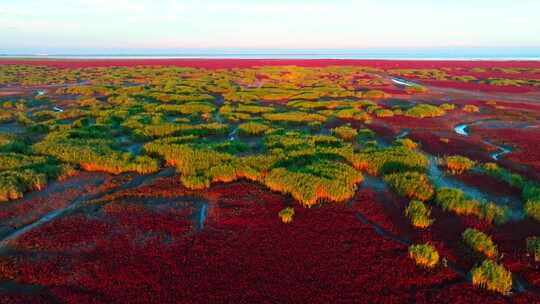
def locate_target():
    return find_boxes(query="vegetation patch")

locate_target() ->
[462,228,498,259]
[405,200,434,228]
[408,243,440,268]
[471,260,512,295]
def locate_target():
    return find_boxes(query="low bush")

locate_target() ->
[278,207,295,224]
[405,200,434,228]
[408,243,440,268]
[404,104,446,118]
[238,121,271,136]
[395,138,418,150]
[265,161,363,207]
[434,188,510,225]
[374,108,394,118]
[480,162,525,189]
[442,155,476,174]
[362,90,389,99]
[526,236,539,262]
[383,172,434,201]
[462,228,498,258]
[34,129,159,175]
[463,104,480,113]
[262,111,327,124]
[354,146,429,175]
[471,260,512,295]
[331,125,358,142]
[524,200,540,222]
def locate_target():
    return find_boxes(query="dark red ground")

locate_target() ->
[1,176,538,303]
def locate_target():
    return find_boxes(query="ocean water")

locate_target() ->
[1,48,539,60]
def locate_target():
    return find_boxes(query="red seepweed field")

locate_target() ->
[0,59,539,303]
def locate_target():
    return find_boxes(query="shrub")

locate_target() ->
[462,228,498,258]
[395,138,418,150]
[331,125,358,142]
[434,188,510,225]
[480,162,525,189]
[278,207,295,224]
[439,103,455,111]
[526,236,540,262]
[265,161,363,207]
[442,155,476,174]
[374,108,394,118]
[262,111,327,123]
[463,104,480,113]
[0,169,47,202]
[238,122,271,136]
[362,90,389,99]
[354,146,429,175]
[405,200,434,228]
[408,243,440,268]
[525,200,540,222]
[34,130,159,175]
[404,104,446,118]
[471,260,512,295]
[0,110,13,123]
[383,172,434,201]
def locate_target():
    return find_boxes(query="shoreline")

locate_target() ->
[2,58,540,69]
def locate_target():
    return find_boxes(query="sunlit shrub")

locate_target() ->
[278,207,295,224]
[405,200,434,228]
[404,104,446,118]
[238,121,271,136]
[471,260,512,295]
[262,111,327,123]
[354,146,429,175]
[442,155,476,174]
[462,228,498,258]
[525,200,540,222]
[463,104,480,113]
[395,138,418,150]
[362,90,389,99]
[331,125,358,142]
[383,172,434,201]
[527,236,540,262]
[408,243,439,268]
[434,188,510,225]
[374,108,394,118]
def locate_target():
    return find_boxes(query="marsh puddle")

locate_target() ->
[453,122,513,161]
[427,156,522,219]
[0,121,25,134]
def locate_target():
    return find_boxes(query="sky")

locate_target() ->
[1,0,540,54]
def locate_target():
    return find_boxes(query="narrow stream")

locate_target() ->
[453,123,513,161]
[0,168,175,248]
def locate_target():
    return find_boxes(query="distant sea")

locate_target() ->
[1,48,539,60]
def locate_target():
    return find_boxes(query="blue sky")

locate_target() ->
[1,0,540,54]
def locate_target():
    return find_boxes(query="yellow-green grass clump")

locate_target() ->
[471,260,512,295]
[525,200,540,222]
[526,236,540,262]
[278,207,295,224]
[331,125,358,142]
[395,138,418,150]
[238,121,271,136]
[354,146,429,176]
[262,111,327,124]
[408,243,440,268]
[462,228,498,259]
[404,104,446,118]
[383,171,434,201]
[442,155,476,175]
[463,104,480,113]
[405,200,434,228]
[434,188,510,225]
